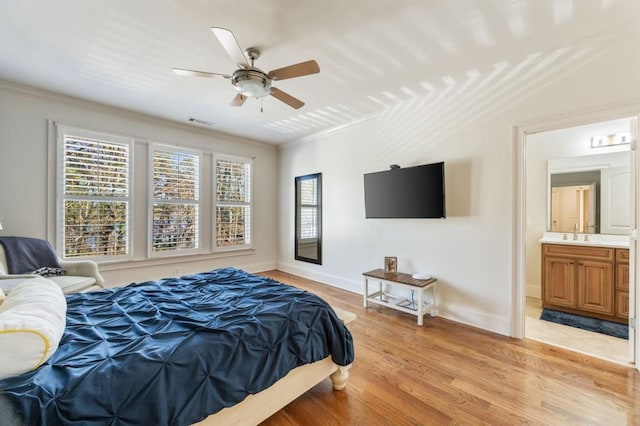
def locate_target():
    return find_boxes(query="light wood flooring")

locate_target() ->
[258,270,640,426]
[525,297,630,366]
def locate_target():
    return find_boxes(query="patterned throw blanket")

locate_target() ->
[0,267,355,425]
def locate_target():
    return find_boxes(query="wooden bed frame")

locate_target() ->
[196,307,356,425]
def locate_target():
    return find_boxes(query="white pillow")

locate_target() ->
[0,278,66,380]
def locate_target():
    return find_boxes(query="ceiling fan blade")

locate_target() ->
[211,27,249,69]
[172,68,230,79]
[270,87,305,109]
[230,93,247,107]
[268,60,320,81]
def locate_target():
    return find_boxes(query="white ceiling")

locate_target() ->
[1,0,639,144]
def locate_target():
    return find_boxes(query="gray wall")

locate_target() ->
[0,83,279,286]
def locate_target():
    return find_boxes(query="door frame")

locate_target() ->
[512,101,640,369]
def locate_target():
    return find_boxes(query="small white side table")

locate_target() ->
[363,269,437,326]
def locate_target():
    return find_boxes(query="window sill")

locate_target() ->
[97,248,255,272]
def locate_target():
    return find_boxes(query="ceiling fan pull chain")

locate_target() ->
[261,98,264,113]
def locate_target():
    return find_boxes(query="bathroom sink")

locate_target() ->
[538,232,629,248]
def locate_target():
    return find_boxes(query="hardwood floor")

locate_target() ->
[258,270,640,426]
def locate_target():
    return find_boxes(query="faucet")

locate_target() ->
[573,223,578,240]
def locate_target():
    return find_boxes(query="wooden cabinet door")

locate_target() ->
[543,257,576,307]
[616,291,629,318]
[577,260,613,315]
[616,263,629,291]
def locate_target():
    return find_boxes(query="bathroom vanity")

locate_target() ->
[540,233,629,324]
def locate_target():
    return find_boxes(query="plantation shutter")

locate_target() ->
[151,146,200,253]
[215,157,252,247]
[62,134,130,257]
[299,179,318,239]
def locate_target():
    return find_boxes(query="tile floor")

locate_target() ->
[525,297,631,366]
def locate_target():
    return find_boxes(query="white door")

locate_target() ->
[602,165,631,234]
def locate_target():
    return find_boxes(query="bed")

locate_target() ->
[0,267,355,425]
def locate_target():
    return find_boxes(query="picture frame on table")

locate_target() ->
[384,256,397,273]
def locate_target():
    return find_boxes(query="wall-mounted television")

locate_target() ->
[364,161,446,219]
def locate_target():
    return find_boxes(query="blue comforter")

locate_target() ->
[0,267,354,425]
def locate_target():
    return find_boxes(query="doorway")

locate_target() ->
[513,106,639,369]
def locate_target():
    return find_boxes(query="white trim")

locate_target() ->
[276,261,361,295]
[526,284,540,299]
[630,117,639,368]
[242,261,278,274]
[513,100,640,369]
[513,124,526,338]
[439,303,512,337]
[98,248,257,271]
[279,260,511,334]
[47,119,57,242]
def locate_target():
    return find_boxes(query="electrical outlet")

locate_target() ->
[173,268,180,276]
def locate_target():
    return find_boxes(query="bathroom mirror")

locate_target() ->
[295,173,322,264]
[549,172,599,233]
[547,151,629,235]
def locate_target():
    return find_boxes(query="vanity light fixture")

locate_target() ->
[591,131,631,148]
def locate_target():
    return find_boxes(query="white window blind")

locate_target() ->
[150,146,200,254]
[299,179,318,239]
[215,156,252,248]
[60,129,131,258]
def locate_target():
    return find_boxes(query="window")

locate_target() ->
[150,145,201,254]
[299,178,318,239]
[215,156,252,249]
[295,173,322,264]
[56,126,255,260]
[58,126,131,259]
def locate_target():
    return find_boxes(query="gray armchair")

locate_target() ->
[0,244,105,294]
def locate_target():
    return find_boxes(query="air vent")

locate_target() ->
[188,117,213,126]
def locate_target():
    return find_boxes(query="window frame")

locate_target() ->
[56,125,133,261]
[148,143,203,258]
[213,154,253,252]
[294,173,322,265]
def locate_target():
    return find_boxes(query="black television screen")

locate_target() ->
[364,162,445,219]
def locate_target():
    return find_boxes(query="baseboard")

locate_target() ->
[275,261,362,295]
[243,261,278,274]
[102,258,276,287]
[526,283,541,299]
[437,303,511,336]
[276,262,511,337]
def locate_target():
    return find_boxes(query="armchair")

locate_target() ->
[0,242,105,294]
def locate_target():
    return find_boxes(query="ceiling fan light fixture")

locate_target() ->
[176,29,317,109]
[232,69,271,98]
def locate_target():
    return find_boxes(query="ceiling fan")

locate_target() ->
[173,27,320,110]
